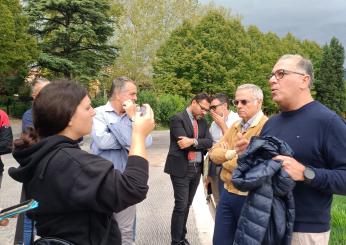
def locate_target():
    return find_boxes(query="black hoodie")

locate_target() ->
[9,135,149,245]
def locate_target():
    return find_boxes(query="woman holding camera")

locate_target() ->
[9,80,155,244]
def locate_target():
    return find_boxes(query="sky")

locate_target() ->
[200,0,346,62]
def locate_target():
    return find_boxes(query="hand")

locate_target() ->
[0,208,9,226]
[210,110,225,127]
[123,99,137,119]
[234,132,249,155]
[273,155,305,181]
[0,219,9,226]
[132,104,155,138]
[177,136,194,149]
[219,141,228,149]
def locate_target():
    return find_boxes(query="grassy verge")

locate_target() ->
[330,195,346,244]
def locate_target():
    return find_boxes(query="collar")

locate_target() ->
[236,110,264,130]
[186,108,195,121]
[105,101,129,118]
[104,101,115,112]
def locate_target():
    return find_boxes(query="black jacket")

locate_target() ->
[232,136,295,245]
[9,135,149,245]
[164,110,213,177]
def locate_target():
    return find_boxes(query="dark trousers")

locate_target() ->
[213,189,247,245]
[170,163,202,245]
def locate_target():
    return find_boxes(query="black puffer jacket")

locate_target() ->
[232,136,295,245]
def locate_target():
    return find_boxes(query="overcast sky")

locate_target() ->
[200,0,346,64]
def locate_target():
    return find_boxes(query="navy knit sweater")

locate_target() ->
[260,101,346,232]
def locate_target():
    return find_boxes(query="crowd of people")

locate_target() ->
[0,53,345,245]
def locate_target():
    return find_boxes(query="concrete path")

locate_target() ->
[0,120,214,245]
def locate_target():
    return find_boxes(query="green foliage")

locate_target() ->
[315,37,346,116]
[111,0,199,88]
[91,96,107,108]
[26,0,118,83]
[153,10,323,115]
[154,11,244,99]
[0,0,38,98]
[9,101,32,118]
[138,90,187,127]
[331,195,346,244]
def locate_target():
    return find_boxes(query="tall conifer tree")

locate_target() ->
[315,37,345,116]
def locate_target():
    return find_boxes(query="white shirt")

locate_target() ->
[209,110,240,143]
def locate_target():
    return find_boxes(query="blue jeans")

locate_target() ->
[24,214,34,245]
[213,189,246,245]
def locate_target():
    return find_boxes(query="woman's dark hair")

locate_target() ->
[14,80,87,149]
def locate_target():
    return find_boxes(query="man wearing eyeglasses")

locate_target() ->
[208,84,268,245]
[237,54,346,245]
[204,93,240,206]
[164,93,213,245]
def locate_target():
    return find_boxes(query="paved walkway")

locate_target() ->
[0,120,213,245]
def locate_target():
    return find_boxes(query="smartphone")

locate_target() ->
[0,199,39,221]
[138,106,146,116]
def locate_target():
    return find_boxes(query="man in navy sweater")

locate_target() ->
[237,54,346,244]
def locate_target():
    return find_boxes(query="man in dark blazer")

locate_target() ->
[165,93,213,245]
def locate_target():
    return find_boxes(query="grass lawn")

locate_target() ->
[330,195,346,244]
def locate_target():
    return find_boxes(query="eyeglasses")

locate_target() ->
[210,103,225,111]
[197,102,210,112]
[267,69,306,80]
[232,99,257,106]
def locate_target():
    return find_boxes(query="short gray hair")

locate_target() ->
[236,83,263,101]
[108,76,136,99]
[278,54,314,88]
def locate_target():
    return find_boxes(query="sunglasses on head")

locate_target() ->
[232,99,256,106]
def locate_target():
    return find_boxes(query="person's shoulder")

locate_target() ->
[0,109,9,118]
[0,109,10,126]
[94,103,108,112]
[60,146,112,169]
[306,101,340,123]
[22,108,32,118]
[210,120,217,128]
[172,110,185,120]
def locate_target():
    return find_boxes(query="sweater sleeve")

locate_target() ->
[209,126,235,164]
[70,154,149,213]
[310,115,346,195]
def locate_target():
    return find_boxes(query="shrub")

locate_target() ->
[8,101,31,118]
[91,96,107,108]
[138,90,159,112]
[156,94,187,127]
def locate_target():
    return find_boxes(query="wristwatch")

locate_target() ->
[303,166,315,184]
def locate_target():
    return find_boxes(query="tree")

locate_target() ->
[153,11,248,98]
[315,37,346,116]
[25,0,118,83]
[153,9,323,115]
[0,0,38,111]
[111,0,199,88]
